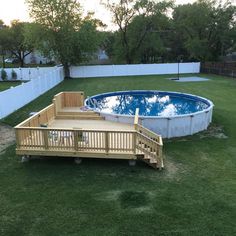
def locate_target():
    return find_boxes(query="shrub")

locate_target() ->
[1,69,8,81]
[11,69,17,80]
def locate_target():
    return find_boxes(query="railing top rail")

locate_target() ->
[63,91,84,94]
[136,123,162,138]
[53,92,64,99]
[15,126,136,133]
[137,131,161,146]
[136,124,163,146]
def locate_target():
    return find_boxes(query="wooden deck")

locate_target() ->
[49,119,135,131]
[15,91,164,169]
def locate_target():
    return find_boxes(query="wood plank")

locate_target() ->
[16,149,137,160]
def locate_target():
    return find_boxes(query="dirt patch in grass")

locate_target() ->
[163,158,186,181]
[0,123,15,154]
[198,124,228,139]
[119,191,149,209]
[166,124,228,143]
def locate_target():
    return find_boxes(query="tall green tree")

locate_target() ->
[26,0,100,78]
[172,0,236,61]
[7,20,34,67]
[0,20,9,68]
[104,0,172,63]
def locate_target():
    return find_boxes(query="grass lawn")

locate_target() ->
[0,81,21,92]
[1,74,236,235]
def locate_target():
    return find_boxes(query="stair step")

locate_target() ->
[143,156,157,164]
[140,157,159,169]
[136,153,162,169]
[58,111,100,116]
[56,115,104,120]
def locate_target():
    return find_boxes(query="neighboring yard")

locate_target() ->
[1,74,236,235]
[0,81,21,92]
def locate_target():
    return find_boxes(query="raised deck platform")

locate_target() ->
[15,92,163,169]
[50,119,134,130]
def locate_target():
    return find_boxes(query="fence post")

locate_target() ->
[19,67,22,80]
[37,66,39,78]
[28,68,31,80]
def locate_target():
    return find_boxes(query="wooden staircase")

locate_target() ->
[134,109,164,169]
[135,129,163,169]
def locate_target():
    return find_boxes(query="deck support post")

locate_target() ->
[74,157,82,164]
[21,155,31,163]
[129,160,136,166]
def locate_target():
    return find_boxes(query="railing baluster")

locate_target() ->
[105,131,109,154]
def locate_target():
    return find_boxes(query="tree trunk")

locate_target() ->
[63,63,71,79]
[20,58,24,68]
[126,55,132,64]
[2,54,5,68]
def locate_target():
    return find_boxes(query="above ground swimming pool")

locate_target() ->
[85,91,214,138]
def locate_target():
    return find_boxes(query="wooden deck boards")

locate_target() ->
[49,119,135,131]
[59,107,86,112]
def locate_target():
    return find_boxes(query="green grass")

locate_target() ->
[0,81,21,92]
[1,74,236,235]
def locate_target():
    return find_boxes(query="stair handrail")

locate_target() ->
[133,108,163,146]
[133,108,163,168]
[136,130,163,168]
[136,124,163,146]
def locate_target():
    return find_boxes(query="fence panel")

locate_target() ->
[70,62,200,78]
[0,66,64,119]
[0,67,58,81]
[201,62,236,78]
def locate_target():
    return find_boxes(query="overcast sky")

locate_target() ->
[0,0,235,29]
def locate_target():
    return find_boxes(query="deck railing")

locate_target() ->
[16,104,55,128]
[15,127,137,154]
[133,108,163,166]
[15,126,163,166]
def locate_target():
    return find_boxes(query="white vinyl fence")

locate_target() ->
[0,66,64,119]
[70,62,200,78]
[0,67,56,81]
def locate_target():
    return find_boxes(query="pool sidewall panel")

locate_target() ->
[85,90,214,138]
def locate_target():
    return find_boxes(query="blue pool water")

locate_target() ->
[85,91,210,117]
